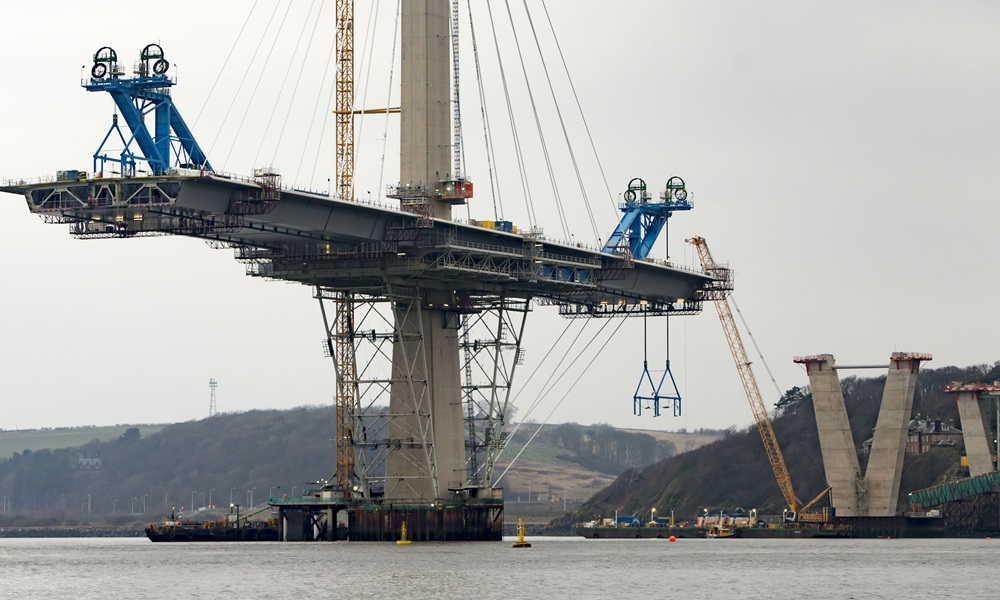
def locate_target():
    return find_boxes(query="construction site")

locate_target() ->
[3,1,1000,542]
[1,1,715,542]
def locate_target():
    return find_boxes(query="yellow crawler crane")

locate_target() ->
[686,236,799,521]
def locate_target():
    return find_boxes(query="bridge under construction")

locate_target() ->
[2,1,717,541]
[793,354,1000,537]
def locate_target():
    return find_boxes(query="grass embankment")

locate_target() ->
[0,425,166,460]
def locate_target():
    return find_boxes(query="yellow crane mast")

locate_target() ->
[687,236,799,518]
[334,0,355,203]
[332,0,356,490]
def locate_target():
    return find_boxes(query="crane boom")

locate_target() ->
[687,236,799,515]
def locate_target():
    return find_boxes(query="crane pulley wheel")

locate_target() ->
[140,43,165,62]
[93,46,117,65]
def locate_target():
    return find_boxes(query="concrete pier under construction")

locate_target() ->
[947,384,998,477]
[797,354,861,516]
[865,354,930,516]
[796,352,931,517]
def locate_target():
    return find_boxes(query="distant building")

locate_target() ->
[72,457,103,470]
[906,418,963,454]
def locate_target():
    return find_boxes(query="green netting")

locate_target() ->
[908,471,1000,509]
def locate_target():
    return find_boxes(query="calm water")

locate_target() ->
[0,536,996,599]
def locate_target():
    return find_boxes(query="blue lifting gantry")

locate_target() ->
[602,177,693,418]
[602,176,691,261]
[85,44,212,177]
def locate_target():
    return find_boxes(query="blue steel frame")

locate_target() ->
[84,47,212,176]
[602,177,692,260]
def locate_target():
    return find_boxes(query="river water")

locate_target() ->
[0,536,996,599]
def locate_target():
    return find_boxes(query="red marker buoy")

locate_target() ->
[669,536,676,543]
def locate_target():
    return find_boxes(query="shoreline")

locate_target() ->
[0,526,145,538]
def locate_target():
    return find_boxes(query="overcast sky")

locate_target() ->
[1,1,998,433]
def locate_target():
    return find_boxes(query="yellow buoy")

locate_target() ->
[512,517,531,548]
[396,520,412,545]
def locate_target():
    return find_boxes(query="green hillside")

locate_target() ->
[0,408,719,526]
[0,425,167,460]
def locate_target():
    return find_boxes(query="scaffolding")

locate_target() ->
[460,296,529,487]
[313,288,530,498]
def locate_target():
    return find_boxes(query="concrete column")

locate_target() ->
[386,291,466,500]
[865,355,923,516]
[804,354,862,516]
[400,0,453,219]
[385,1,466,502]
[956,391,994,476]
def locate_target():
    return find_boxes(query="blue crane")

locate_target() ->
[602,176,691,260]
[85,44,211,177]
[603,176,693,417]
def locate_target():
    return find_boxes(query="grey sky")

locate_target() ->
[1,1,998,432]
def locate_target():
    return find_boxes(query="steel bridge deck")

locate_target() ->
[2,174,713,309]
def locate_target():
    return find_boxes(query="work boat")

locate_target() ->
[706,525,733,538]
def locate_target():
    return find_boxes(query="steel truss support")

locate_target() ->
[316,290,395,497]
[459,296,530,488]
[943,492,1000,537]
[315,288,530,500]
[317,288,357,491]
[316,287,443,500]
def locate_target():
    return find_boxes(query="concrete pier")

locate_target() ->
[865,353,930,516]
[949,385,997,477]
[385,0,467,501]
[796,354,862,516]
[386,291,467,500]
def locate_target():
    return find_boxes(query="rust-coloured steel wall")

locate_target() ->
[350,503,503,542]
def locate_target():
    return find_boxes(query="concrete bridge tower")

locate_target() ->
[385,0,466,500]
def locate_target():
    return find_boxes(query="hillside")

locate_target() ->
[546,361,999,533]
[497,423,720,504]
[0,425,167,460]
[0,408,719,525]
